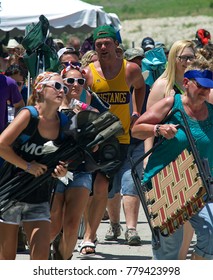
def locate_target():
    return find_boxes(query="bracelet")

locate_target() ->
[132,111,141,118]
[25,162,31,173]
[154,124,161,137]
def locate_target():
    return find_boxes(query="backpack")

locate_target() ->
[196,29,211,47]
[0,106,68,186]
[14,106,39,147]
[14,106,67,147]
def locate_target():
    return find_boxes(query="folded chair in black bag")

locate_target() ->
[0,110,124,217]
[130,109,213,249]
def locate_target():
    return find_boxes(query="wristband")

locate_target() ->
[154,124,161,137]
[25,162,31,173]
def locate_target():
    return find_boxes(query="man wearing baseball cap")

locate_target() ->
[57,47,81,70]
[79,25,146,256]
[124,48,144,66]
[141,37,155,52]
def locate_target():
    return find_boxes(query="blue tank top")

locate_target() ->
[144,94,213,183]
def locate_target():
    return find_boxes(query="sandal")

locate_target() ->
[79,241,96,256]
[77,238,98,252]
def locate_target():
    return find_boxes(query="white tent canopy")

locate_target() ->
[0,0,121,36]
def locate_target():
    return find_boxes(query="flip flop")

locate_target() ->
[79,241,96,256]
[77,238,98,251]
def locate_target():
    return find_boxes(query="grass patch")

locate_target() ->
[84,0,213,20]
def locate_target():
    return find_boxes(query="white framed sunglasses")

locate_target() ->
[64,77,86,86]
[39,81,69,95]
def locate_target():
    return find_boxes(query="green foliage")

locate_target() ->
[84,0,213,20]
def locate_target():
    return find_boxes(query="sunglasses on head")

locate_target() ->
[64,77,86,86]
[40,81,69,94]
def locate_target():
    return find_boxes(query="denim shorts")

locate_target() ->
[190,202,213,259]
[55,171,92,193]
[0,201,50,225]
[152,227,183,260]
[152,202,213,260]
[121,142,144,196]
[108,142,144,198]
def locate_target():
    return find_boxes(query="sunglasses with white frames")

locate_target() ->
[39,81,69,94]
[64,77,86,86]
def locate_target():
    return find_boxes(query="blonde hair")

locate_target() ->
[27,71,60,105]
[81,50,98,68]
[161,40,196,96]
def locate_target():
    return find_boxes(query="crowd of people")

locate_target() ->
[0,23,212,260]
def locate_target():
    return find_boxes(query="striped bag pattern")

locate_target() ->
[145,149,206,235]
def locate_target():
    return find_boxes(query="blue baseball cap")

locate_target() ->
[184,69,213,88]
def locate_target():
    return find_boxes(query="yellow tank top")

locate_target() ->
[89,60,130,144]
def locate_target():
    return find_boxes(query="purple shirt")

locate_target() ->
[0,74,23,133]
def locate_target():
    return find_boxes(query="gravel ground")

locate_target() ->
[120,15,213,49]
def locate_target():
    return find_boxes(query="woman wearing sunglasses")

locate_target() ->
[50,64,93,260]
[0,72,68,259]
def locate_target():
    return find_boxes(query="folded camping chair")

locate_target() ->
[142,47,167,88]
[22,15,59,98]
[130,109,213,249]
[0,109,124,216]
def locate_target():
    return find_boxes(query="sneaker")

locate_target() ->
[105,222,123,241]
[125,228,141,246]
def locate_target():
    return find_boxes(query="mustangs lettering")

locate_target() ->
[97,90,131,144]
[98,91,130,105]
[89,60,131,144]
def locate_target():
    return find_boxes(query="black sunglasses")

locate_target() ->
[64,77,86,86]
[16,81,24,87]
[191,80,209,90]
[177,55,195,62]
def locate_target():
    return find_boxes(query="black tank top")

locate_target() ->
[15,128,62,204]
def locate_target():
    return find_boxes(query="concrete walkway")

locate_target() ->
[16,202,195,260]
[16,204,153,260]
